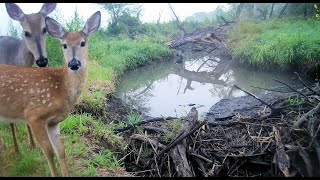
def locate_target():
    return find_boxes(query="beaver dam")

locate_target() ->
[116,79,320,177]
[111,24,320,177]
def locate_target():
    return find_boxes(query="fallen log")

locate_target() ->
[169,108,199,177]
[273,126,290,177]
[292,102,320,129]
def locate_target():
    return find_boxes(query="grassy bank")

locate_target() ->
[0,16,173,177]
[228,18,320,72]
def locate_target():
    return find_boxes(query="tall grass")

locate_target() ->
[228,18,320,72]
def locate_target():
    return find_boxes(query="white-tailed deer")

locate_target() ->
[0,3,57,155]
[0,11,101,176]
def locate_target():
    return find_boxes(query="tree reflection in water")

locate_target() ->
[116,51,310,117]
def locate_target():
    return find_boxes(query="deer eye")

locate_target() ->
[80,41,86,47]
[24,31,31,38]
[63,44,67,49]
[43,27,47,34]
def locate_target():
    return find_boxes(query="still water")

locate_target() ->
[115,52,313,118]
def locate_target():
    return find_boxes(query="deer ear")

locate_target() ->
[82,11,101,36]
[39,3,57,16]
[45,17,66,40]
[5,3,25,21]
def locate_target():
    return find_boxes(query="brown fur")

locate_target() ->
[0,3,57,155]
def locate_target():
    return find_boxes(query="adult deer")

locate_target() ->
[0,3,57,154]
[0,11,101,176]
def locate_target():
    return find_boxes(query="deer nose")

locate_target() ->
[68,58,81,71]
[36,56,48,67]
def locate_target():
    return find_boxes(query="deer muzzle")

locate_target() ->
[36,56,48,67]
[68,58,81,70]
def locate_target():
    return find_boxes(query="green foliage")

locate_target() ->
[126,112,142,126]
[98,3,144,38]
[228,18,320,72]
[92,150,121,168]
[287,97,305,105]
[46,36,64,67]
[66,7,85,32]
[164,119,185,142]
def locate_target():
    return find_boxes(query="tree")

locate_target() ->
[267,3,275,19]
[168,3,186,36]
[278,3,288,18]
[97,3,143,36]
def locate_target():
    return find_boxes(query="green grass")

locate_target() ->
[163,119,185,142]
[228,18,320,72]
[126,113,142,127]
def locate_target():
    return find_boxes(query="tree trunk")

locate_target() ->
[278,3,288,18]
[253,3,258,19]
[236,3,244,20]
[268,3,275,19]
[168,3,186,37]
[257,8,267,20]
[157,12,161,26]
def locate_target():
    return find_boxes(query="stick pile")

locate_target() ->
[119,73,320,177]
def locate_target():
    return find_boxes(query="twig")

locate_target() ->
[136,142,144,165]
[130,134,166,149]
[292,102,320,129]
[273,78,312,104]
[167,154,171,177]
[154,154,161,177]
[190,152,213,164]
[308,122,320,148]
[250,85,288,93]
[294,72,320,96]
[128,169,156,174]
[215,152,267,158]
[247,160,270,166]
[115,117,178,133]
[118,149,134,163]
[233,84,276,110]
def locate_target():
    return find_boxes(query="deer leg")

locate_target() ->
[47,123,70,177]
[28,120,59,177]
[0,138,6,176]
[10,123,20,155]
[26,124,35,149]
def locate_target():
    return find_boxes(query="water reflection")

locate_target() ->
[116,52,312,118]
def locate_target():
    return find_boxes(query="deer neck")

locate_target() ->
[62,61,88,107]
[19,39,35,67]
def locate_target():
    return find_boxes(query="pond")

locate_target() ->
[115,51,313,119]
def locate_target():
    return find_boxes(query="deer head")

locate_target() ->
[5,3,57,67]
[45,11,101,71]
